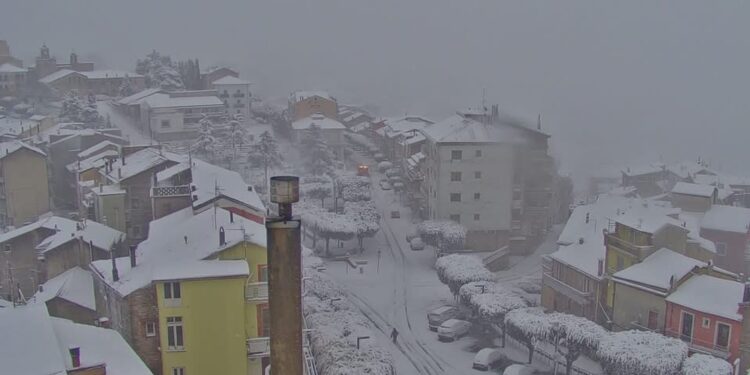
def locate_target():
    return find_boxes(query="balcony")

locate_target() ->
[665,329,731,359]
[246,282,268,301]
[605,233,653,259]
[152,185,191,198]
[543,272,592,305]
[247,337,270,358]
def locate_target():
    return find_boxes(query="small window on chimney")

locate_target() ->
[146,322,156,337]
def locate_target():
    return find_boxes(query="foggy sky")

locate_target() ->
[2,0,749,183]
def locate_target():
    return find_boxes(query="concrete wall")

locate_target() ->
[700,228,748,274]
[46,298,97,325]
[94,192,127,233]
[611,282,666,331]
[2,147,49,227]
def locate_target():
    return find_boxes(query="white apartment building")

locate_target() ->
[419,110,556,251]
[140,90,226,141]
[211,75,252,121]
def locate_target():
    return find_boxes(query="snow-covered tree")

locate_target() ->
[682,354,732,375]
[136,50,185,90]
[301,124,335,176]
[435,254,494,298]
[345,201,380,252]
[248,130,283,186]
[192,114,216,157]
[550,313,608,375]
[417,220,466,252]
[458,281,528,347]
[597,330,687,375]
[504,307,554,364]
[118,74,134,97]
[60,92,84,122]
[302,182,332,207]
[337,175,371,202]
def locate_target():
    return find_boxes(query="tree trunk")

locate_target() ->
[501,323,506,348]
[565,347,580,375]
[325,237,330,257]
[358,236,364,252]
[526,342,534,364]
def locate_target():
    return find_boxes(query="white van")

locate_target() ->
[437,319,471,342]
[427,305,459,331]
[472,348,505,371]
[503,364,536,375]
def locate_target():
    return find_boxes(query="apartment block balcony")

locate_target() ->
[246,282,268,302]
[605,232,653,259]
[543,272,592,306]
[151,185,191,198]
[247,337,270,358]
[665,328,731,359]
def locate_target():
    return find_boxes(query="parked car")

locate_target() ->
[428,306,459,331]
[503,364,536,375]
[380,181,392,190]
[437,319,471,341]
[473,348,506,371]
[405,230,419,242]
[410,237,425,251]
[390,210,401,218]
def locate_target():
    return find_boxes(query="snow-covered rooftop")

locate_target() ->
[102,147,183,183]
[39,69,77,84]
[189,159,265,212]
[621,163,665,177]
[66,149,119,173]
[382,116,434,138]
[30,267,95,310]
[212,76,251,85]
[90,206,266,296]
[0,216,124,253]
[292,114,346,130]
[666,275,744,321]
[701,205,750,234]
[671,182,716,198]
[0,139,46,159]
[419,114,532,144]
[612,248,704,293]
[77,140,121,160]
[80,70,142,80]
[117,88,163,106]
[0,62,25,73]
[0,305,68,375]
[154,260,249,281]
[666,161,713,179]
[291,90,334,102]
[144,92,224,109]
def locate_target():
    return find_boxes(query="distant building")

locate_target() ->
[140,90,226,141]
[0,141,50,228]
[29,266,97,325]
[211,75,252,120]
[372,116,434,161]
[0,40,23,68]
[699,205,750,275]
[0,62,27,97]
[200,66,238,90]
[28,45,94,83]
[39,69,146,97]
[291,113,346,158]
[288,91,338,121]
[0,304,153,375]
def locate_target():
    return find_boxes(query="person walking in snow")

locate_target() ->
[391,328,399,343]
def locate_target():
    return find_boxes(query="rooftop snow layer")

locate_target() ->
[419,114,532,144]
[102,147,183,183]
[39,69,76,84]
[0,63,25,73]
[0,216,124,253]
[291,90,334,102]
[671,182,716,197]
[117,88,163,106]
[154,260,249,281]
[189,159,265,211]
[80,70,142,80]
[701,205,750,234]
[0,305,67,375]
[612,248,704,292]
[77,140,121,160]
[144,93,223,109]
[292,114,346,130]
[212,76,251,85]
[666,275,743,321]
[30,267,95,310]
[0,140,46,159]
[90,206,266,296]
[66,149,119,173]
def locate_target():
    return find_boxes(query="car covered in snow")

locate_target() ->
[472,348,506,371]
[427,305,459,331]
[409,237,425,251]
[437,318,471,341]
[502,364,536,375]
[390,210,400,218]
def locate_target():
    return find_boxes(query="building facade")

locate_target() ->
[0,141,50,228]
[288,91,337,121]
[141,90,226,141]
[212,76,252,120]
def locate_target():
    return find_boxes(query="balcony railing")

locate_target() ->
[543,272,592,305]
[246,282,268,301]
[606,233,653,259]
[665,328,731,359]
[247,337,270,358]
[152,185,191,198]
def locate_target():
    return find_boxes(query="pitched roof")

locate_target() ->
[666,275,744,321]
[0,140,46,159]
[101,147,183,183]
[0,63,25,73]
[612,248,704,293]
[143,92,223,108]
[39,69,78,84]
[420,114,533,144]
[189,159,265,212]
[701,205,750,234]
[212,76,251,85]
[90,206,266,296]
[30,267,95,310]
[0,216,124,254]
[0,305,67,375]
[292,114,346,130]
[671,182,716,198]
[116,88,163,106]
[77,140,121,160]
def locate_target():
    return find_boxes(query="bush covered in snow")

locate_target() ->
[682,354,732,375]
[377,161,393,172]
[417,220,466,252]
[597,330,687,375]
[313,211,356,256]
[435,254,494,297]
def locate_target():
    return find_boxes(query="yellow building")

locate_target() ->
[0,140,50,228]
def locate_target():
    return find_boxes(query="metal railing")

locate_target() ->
[152,185,191,197]
[246,282,268,301]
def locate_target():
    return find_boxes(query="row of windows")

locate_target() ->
[449,192,481,202]
[448,213,481,223]
[450,149,482,160]
[450,171,483,181]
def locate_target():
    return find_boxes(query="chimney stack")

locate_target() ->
[111,250,119,282]
[230,211,234,223]
[129,245,137,268]
[597,259,604,276]
[69,347,81,368]
[219,226,226,246]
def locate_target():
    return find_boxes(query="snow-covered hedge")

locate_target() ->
[435,254,494,296]
[417,220,466,251]
[682,354,732,375]
[377,161,393,172]
[458,281,527,322]
[337,175,372,202]
[597,330,688,375]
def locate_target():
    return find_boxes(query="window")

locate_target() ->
[450,193,461,202]
[449,214,460,223]
[164,282,181,306]
[146,322,156,337]
[166,317,184,350]
[615,255,624,271]
[475,150,482,157]
[259,305,271,337]
[716,242,727,256]
[647,310,658,330]
[474,171,482,179]
[474,214,480,221]
[450,172,462,182]
[160,119,171,128]
[172,368,185,375]
[702,318,710,328]
[474,193,481,200]
[451,150,462,160]
[716,322,731,349]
